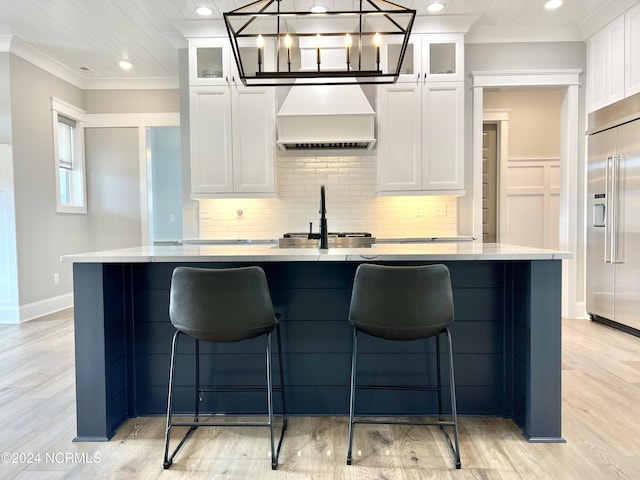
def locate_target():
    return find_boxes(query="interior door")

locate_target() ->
[482,123,498,243]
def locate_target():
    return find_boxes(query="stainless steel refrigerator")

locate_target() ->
[587,93,640,337]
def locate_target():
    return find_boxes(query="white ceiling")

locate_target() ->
[0,0,636,88]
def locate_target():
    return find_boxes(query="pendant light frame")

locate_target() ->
[224,0,416,86]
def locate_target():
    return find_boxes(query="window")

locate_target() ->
[52,97,86,214]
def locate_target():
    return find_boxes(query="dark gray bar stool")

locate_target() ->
[163,266,287,470]
[346,263,461,469]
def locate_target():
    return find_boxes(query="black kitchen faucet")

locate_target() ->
[319,185,328,249]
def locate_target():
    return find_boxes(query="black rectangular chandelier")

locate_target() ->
[223,0,416,86]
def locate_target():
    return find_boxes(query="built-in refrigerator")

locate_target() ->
[587,93,640,337]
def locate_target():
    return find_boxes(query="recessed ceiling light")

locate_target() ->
[119,60,133,71]
[311,5,327,13]
[427,2,445,13]
[196,6,213,16]
[544,0,563,9]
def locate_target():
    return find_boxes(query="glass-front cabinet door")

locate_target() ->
[382,35,420,83]
[423,34,463,82]
[382,33,463,83]
[188,38,231,85]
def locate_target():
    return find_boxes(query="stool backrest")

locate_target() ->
[169,266,277,342]
[349,263,454,341]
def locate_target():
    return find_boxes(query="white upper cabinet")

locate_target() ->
[377,83,422,191]
[382,33,464,83]
[587,16,625,112]
[587,4,640,112]
[190,86,233,194]
[189,38,232,86]
[626,2,640,97]
[377,33,464,196]
[188,38,276,198]
[421,82,464,191]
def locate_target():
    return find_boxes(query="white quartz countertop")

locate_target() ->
[61,242,572,263]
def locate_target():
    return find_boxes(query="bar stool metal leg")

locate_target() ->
[163,331,198,469]
[273,323,288,467]
[346,328,358,465]
[266,331,276,469]
[445,328,461,468]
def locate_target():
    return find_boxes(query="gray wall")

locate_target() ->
[9,54,88,306]
[5,53,181,318]
[84,89,180,114]
[0,53,11,143]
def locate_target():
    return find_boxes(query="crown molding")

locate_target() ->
[7,36,85,88]
[580,0,639,39]
[0,35,12,52]
[3,35,179,91]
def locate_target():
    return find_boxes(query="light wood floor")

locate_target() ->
[1,310,639,479]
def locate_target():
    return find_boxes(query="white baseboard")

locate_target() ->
[18,293,74,323]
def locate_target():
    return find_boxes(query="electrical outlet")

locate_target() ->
[415,207,424,217]
[200,207,211,220]
[53,273,59,285]
[434,205,447,217]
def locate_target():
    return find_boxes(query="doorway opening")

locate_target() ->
[472,70,582,319]
[147,126,182,245]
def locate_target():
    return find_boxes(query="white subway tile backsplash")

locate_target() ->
[198,156,458,239]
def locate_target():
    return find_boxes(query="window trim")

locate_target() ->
[52,97,87,214]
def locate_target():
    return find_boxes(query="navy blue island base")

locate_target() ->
[69,250,565,444]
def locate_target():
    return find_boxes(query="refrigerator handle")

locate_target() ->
[604,156,612,263]
[611,155,621,264]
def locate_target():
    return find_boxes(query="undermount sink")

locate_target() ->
[278,232,375,249]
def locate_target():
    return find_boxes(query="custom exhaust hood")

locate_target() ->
[276,39,376,151]
[276,82,376,151]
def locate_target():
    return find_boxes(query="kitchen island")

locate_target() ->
[62,243,570,443]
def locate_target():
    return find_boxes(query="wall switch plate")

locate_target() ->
[53,273,59,285]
